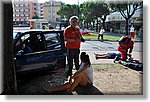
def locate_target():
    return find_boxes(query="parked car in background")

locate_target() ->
[13,29,66,76]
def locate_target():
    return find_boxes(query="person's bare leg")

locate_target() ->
[69,73,88,92]
[79,73,88,86]
[95,53,108,58]
[95,53,106,56]
[43,83,71,93]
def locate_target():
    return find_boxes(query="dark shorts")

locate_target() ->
[107,53,121,58]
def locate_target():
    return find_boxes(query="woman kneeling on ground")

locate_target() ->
[43,52,93,94]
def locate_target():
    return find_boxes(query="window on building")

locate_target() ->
[21,9,24,12]
[25,14,29,16]
[16,4,19,6]
[25,9,29,12]
[20,4,24,6]
[16,9,19,12]
[25,3,29,6]
[16,14,19,17]
[21,14,24,16]
[21,19,24,21]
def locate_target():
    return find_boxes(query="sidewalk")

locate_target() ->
[81,51,143,64]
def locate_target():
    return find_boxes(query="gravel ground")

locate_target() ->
[17,63,143,95]
[93,64,143,95]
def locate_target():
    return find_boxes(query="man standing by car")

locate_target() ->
[64,16,84,77]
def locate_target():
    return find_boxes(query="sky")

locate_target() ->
[37,0,88,4]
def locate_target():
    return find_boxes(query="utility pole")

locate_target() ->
[78,0,79,17]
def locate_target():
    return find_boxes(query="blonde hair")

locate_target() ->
[69,16,79,22]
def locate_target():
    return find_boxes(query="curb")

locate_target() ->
[84,39,143,42]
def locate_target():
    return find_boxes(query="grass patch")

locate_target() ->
[104,35,120,41]
[73,63,125,71]
[82,33,120,41]
[91,63,125,71]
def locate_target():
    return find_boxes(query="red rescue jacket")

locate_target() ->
[118,36,134,53]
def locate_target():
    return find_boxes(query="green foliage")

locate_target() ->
[109,0,143,19]
[32,14,40,19]
[80,1,110,22]
[109,0,143,35]
[57,4,80,20]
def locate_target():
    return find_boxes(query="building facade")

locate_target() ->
[12,0,62,26]
[12,0,38,25]
[42,1,62,22]
[105,8,143,33]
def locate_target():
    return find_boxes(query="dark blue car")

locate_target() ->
[13,29,66,76]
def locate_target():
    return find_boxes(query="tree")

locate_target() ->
[80,1,96,29]
[109,0,143,35]
[2,2,17,94]
[57,4,80,20]
[32,14,40,19]
[80,1,110,31]
[90,1,110,31]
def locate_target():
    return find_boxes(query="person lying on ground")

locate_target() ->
[114,53,140,64]
[43,52,93,94]
[94,51,121,59]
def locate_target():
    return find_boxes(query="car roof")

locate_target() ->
[13,29,64,33]
[13,29,64,46]
[13,29,64,39]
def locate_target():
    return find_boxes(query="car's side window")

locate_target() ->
[21,34,30,42]
[14,33,33,55]
[44,33,61,50]
[29,33,46,52]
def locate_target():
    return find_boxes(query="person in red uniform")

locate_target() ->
[64,16,85,77]
[117,36,134,61]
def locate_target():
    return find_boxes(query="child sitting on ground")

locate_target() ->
[43,52,93,94]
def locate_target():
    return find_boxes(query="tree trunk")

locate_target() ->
[125,19,129,35]
[92,21,95,30]
[86,22,89,29]
[102,19,105,30]
[96,19,99,32]
[2,2,17,94]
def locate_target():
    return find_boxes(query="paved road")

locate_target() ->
[80,41,143,64]
[81,41,142,52]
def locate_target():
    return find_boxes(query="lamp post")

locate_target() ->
[78,0,79,17]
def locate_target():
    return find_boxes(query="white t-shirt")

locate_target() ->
[130,27,134,32]
[79,62,93,84]
[99,28,105,34]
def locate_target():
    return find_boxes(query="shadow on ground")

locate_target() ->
[43,84,103,95]
[75,85,103,95]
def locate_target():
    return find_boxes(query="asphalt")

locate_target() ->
[80,30,143,64]
[86,51,143,64]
